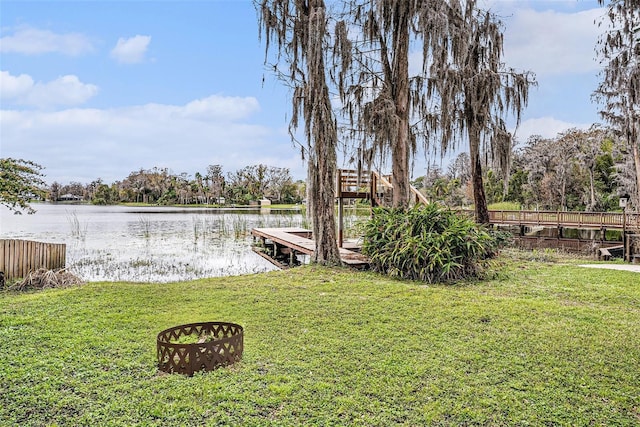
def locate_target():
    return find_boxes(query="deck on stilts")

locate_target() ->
[251,227,369,269]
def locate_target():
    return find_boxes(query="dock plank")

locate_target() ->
[252,228,315,255]
[251,227,368,268]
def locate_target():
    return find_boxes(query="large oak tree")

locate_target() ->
[257,0,341,265]
[335,1,533,220]
[430,5,534,223]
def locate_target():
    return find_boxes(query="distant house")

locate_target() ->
[59,193,83,201]
[259,199,271,207]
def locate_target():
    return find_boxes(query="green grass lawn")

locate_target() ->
[1,253,639,426]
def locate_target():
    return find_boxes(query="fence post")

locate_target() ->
[623,207,627,262]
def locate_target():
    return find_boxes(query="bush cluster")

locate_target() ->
[362,204,500,283]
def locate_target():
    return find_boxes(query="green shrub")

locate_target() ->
[362,204,499,283]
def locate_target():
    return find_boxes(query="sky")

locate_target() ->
[0,0,607,185]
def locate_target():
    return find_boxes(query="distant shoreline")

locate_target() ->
[30,201,305,211]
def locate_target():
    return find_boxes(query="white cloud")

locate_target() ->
[120,95,260,122]
[0,70,34,98]
[514,116,592,142]
[110,35,151,64]
[0,26,94,56]
[502,7,604,76]
[0,95,303,184]
[0,71,98,108]
[182,95,261,121]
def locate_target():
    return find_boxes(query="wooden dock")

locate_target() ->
[251,227,368,269]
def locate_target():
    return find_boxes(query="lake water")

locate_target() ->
[0,204,308,282]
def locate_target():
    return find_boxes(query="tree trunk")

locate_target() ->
[469,125,490,224]
[307,141,340,265]
[561,177,566,211]
[634,140,640,209]
[306,163,315,225]
[589,167,596,212]
[390,1,411,209]
[391,121,410,209]
[307,0,341,265]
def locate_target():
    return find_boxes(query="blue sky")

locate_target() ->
[1,0,605,185]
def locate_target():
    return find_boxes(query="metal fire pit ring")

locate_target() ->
[157,322,243,376]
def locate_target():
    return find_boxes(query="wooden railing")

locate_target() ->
[337,169,427,206]
[488,210,639,231]
[0,239,66,281]
[371,171,391,206]
[337,169,371,199]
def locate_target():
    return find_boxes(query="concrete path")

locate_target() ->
[578,264,640,274]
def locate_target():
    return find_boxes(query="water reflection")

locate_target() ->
[0,204,306,282]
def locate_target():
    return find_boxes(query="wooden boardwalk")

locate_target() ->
[488,210,639,231]
[251,227,368,269]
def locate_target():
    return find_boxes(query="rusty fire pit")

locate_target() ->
[157,322,243,376]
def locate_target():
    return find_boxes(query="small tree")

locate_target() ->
[0,158,46,214]
[574,126,611,211]
[205,164,225,204]
[553,129,582,211]
[49,181,61,202]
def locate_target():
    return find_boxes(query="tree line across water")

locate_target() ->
[48,164,304,206]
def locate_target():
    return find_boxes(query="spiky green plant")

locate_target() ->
[362,204,499,283]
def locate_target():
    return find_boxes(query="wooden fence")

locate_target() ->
[0,239,66,281]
